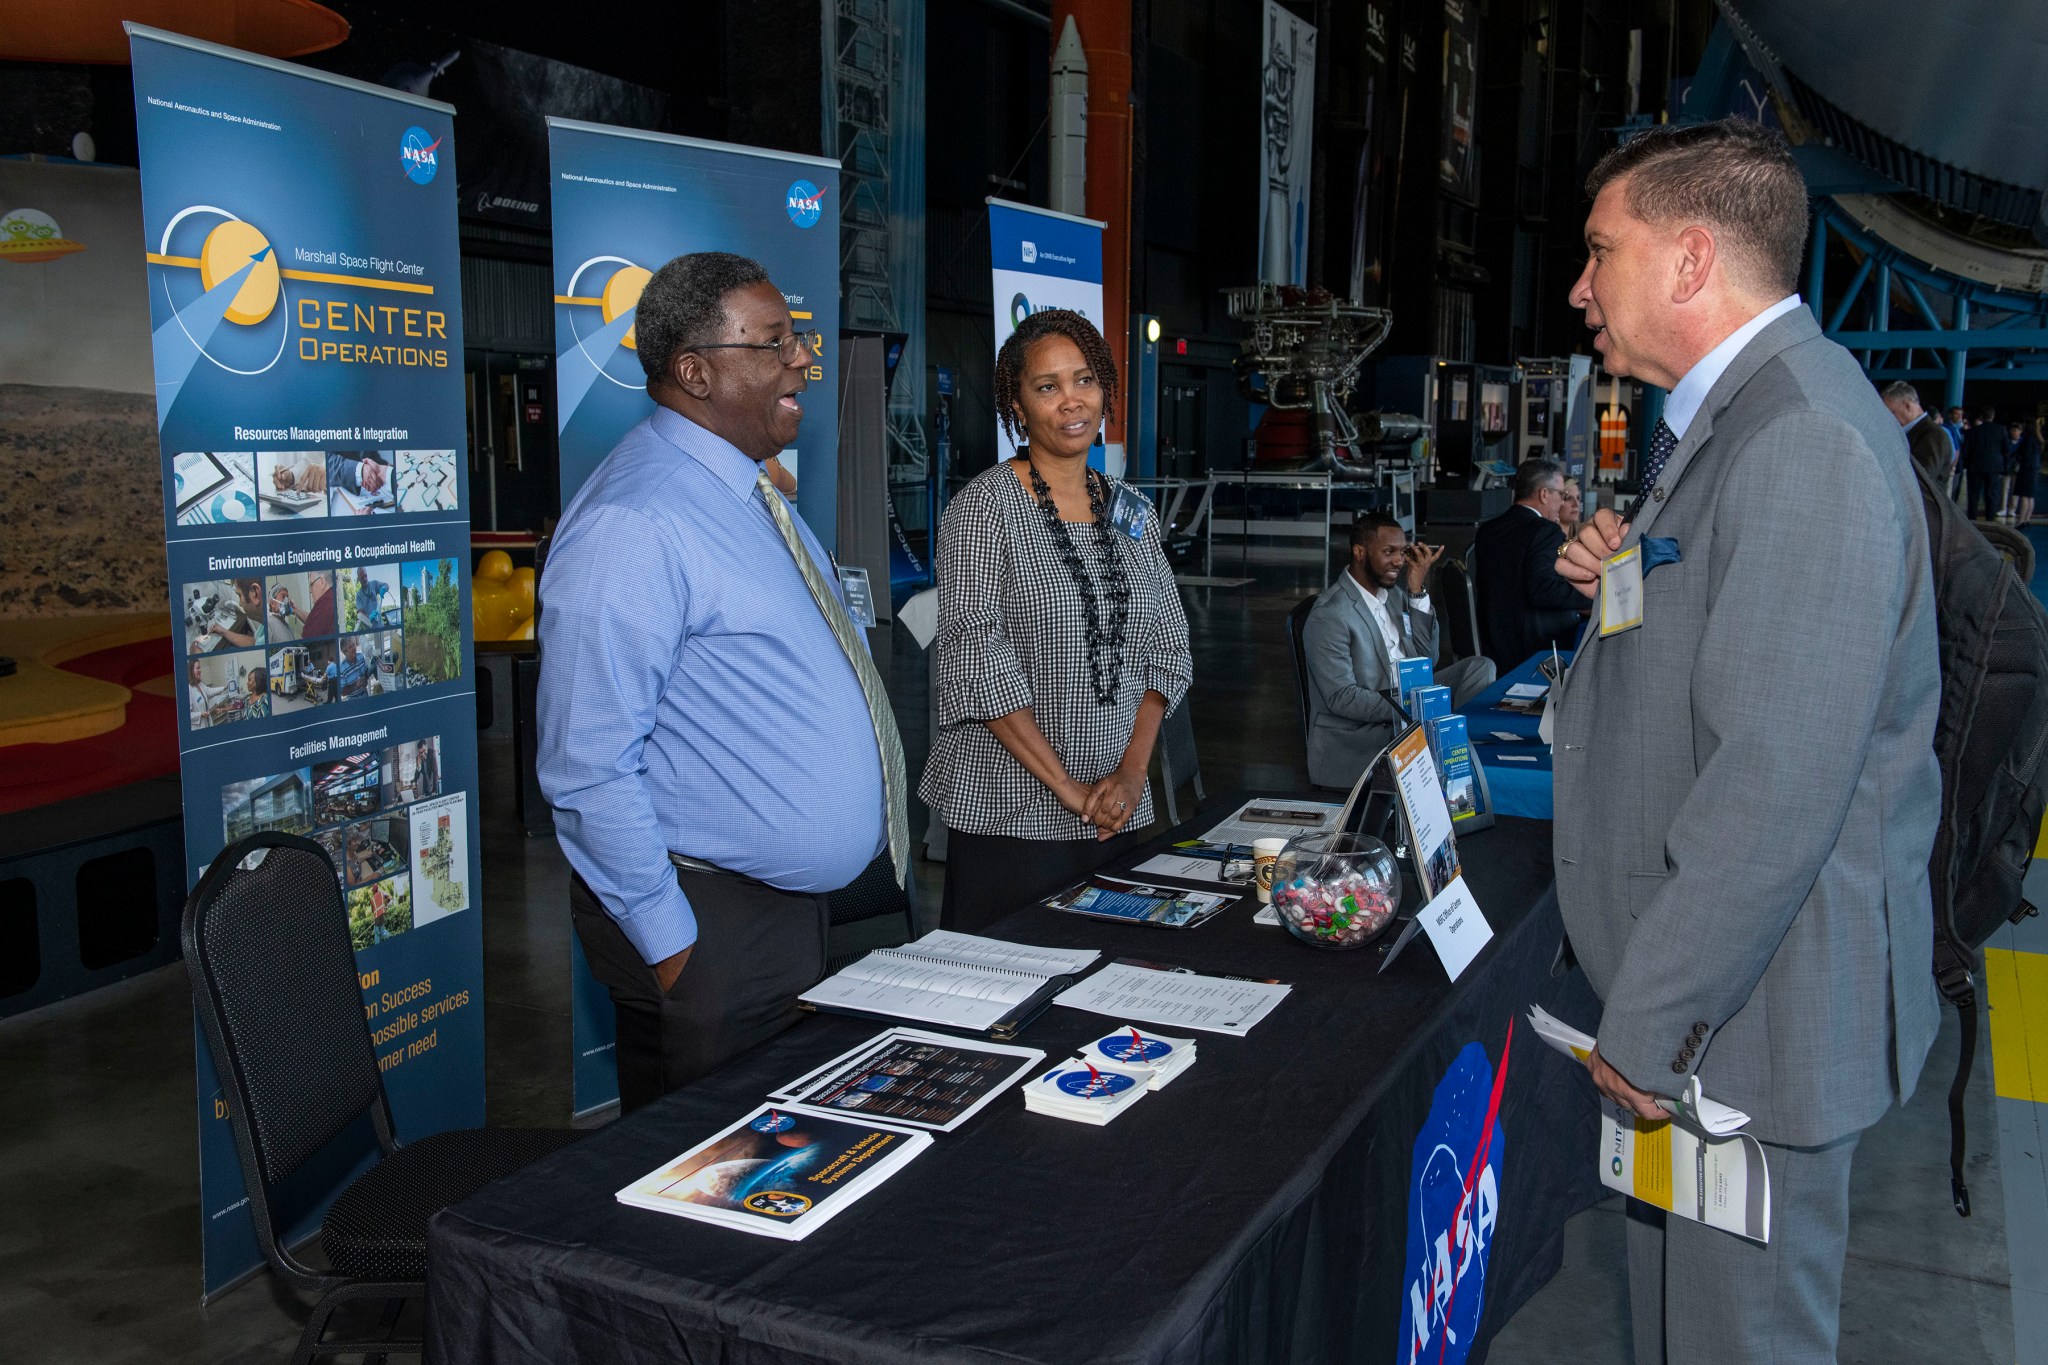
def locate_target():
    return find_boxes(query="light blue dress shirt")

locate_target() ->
[536,407,885,963]
[1662,293,1803,439]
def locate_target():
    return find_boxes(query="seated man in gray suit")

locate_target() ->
[1301,512,1495,789]
[1556,120,1940,1363]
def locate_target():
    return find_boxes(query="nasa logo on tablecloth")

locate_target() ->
[1397,1035,1510,1365]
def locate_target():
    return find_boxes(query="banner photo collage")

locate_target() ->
[128,25,484,1296]
[547,119,842,1114]
[985,198,1105,468]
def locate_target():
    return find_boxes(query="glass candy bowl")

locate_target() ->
[1270,832,1401,950]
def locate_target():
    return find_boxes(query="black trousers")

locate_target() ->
[941,827,1145,936]
[1967,469,2001,519]
[571,867,828,1114]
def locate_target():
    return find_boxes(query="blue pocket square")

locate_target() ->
[1642,537,1682,577]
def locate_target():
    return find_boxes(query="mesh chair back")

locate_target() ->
[1431,557,1482,661]
[183,834,387,1187]
[1286,594,1317,752]
[828,851,916,930]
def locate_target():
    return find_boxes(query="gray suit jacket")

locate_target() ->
[1553,307,1941,1147]
[1302,575,1438,788]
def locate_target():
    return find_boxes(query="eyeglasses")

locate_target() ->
[692,330,824,366]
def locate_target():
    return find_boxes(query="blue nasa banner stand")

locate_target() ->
[546,118,841,1116]
[986,198,1108,469]
[127,25,484,1299]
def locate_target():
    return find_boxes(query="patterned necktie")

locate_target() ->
[755,468,909,887]
[1631,418,1680,520]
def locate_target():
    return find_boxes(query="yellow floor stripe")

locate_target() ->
[2035,819,2048,858]
[1983,947,2048,1102]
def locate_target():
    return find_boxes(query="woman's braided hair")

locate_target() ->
[993,308,1120,447]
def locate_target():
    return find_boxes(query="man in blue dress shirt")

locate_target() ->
[538,252,890,1111]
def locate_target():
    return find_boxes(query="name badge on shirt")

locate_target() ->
[836,565,878,628]
[1598,546,1645,637]
[1107,483,1151,541]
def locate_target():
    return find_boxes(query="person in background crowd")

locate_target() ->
[1943,406,1968,498]
[1559,476,1585,539]
[2008,418,2040,526]
[1555,118,1940,1365]
[1472,458,1587,670]
[1300,512,1495,789]
[538,252,903,1113]
[921,308,1192,933]
[1880,381,1953,483]
[1961,405,2007,521]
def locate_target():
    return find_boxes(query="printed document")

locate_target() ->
[1055,961,1291,1036]
[1528,1007,1770,1241]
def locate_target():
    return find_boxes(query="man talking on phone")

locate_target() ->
[1300,512,1494,789]
[1551,120,1938,1362]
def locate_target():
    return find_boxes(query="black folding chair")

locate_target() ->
[1156,699,1207,826]
[1285,593,1318,755]
[183,832,579,1364]
[1431,556,1484,662]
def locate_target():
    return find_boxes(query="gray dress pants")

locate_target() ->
[1626,1129,1861,1364]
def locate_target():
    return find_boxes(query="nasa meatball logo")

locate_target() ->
[400,126,442,184]
[786,179,826,228]
[749,1110,798,1134]
[1397,1031,1512,1365]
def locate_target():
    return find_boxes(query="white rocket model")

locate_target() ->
[1049,16,1089,218]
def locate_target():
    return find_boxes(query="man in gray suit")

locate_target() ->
[1555,120,1939,1363]
[1301,512,1494,788]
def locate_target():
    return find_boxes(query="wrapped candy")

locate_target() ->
[1270,832,1401,950]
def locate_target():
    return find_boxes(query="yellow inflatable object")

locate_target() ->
[470,581,526,641]
[509,616,537,641]
[509,564,536,614]
[475,549,515,582]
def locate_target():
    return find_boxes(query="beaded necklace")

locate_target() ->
[1024,456,1132,705]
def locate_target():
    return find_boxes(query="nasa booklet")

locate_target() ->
[615,1105,932,1241]
[769,1027,1045,1132]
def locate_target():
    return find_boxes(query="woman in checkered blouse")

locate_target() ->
[920,310,1193,933]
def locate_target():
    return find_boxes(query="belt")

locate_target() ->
[668,851,771,889]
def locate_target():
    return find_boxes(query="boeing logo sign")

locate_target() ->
[786,179,827,228]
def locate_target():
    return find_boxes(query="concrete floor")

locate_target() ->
[0,556,2030,1363]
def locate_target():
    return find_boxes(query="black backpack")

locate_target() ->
[1910,457,2048,1216]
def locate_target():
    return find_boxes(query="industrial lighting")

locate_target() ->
[1146,317,1162,344]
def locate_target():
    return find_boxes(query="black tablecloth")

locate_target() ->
[427,807,1605,1365]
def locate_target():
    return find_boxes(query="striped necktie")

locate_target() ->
[755,468,909,887]
[1630,418,1680,521]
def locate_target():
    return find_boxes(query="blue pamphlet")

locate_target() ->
[1396,656,1434,710]
[1430,715,1479,823]
[1412,684,1453,736]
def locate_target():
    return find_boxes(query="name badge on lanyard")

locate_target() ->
[1107,483,1151,542]
[1598,546,1645,637]
[836,565,878,629]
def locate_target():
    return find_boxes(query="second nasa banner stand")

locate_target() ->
[545,117,841,1117]
[986,198,1110,473]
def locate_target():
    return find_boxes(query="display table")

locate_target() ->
[426,805,1605,1365]
[1459,651,1571,820]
